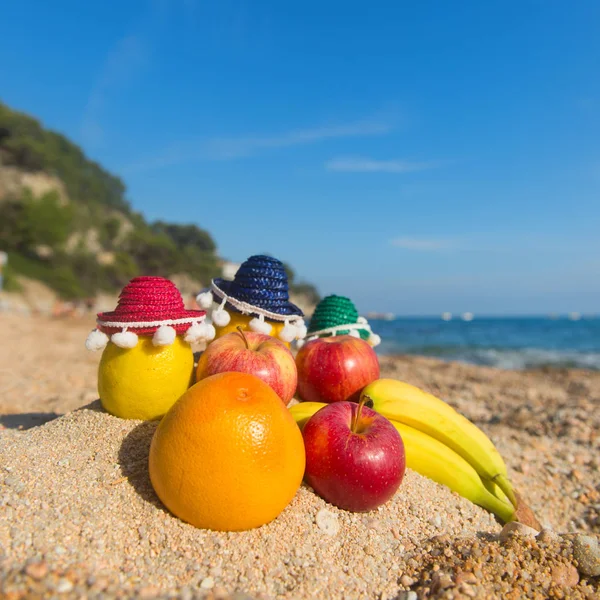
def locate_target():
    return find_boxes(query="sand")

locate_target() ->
[1,313,599,598]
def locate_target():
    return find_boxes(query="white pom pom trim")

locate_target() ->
[278,321,297,343]
[295,338,305,349]
[249,315,272,335]
[196,291,214,309]
[111,329,139,349]
[294,320,307,340]
[205,323,216,341]
[184,321,216,344]
[212,308,231,327]
[304,320,381,344]
[153,325,177,346]
[369,333,382,347]
[184,322,202,343]
[85,329,109,352]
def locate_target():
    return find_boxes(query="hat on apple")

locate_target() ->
[302,294,381,347]
[196,255,307,344]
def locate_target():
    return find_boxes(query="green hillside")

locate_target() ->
[0,102,318,304]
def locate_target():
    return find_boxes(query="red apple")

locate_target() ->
[302,397,405,512]
[196,327,297,404]
[296,335,380,403]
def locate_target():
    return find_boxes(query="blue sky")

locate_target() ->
[2,0,599,315]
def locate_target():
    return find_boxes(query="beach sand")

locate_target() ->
[1,313,599,598]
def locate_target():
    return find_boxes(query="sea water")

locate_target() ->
[372,316,600,370]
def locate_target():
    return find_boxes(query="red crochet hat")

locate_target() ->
[85,276,215,351]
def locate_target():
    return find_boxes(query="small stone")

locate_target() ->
[400,575,415,587]
[364,517,384,531]
[459,583,477,598]
[396,592,417,600]
[57,458,70,467]
[572,534,600,577]
[316,508,340,536]
[570,469,584,482]
[201,576,215,589]
[55,578,74,593]
[455,571,477,585]
[499,521,539,541]
[536,528,559,544]
[431,572,454,591]
[551,563,579,587]
[25,561,48,580]
[429,515,443,528]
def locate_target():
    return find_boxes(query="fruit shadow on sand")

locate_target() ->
[0,411,63,430]
[118,420,170,514]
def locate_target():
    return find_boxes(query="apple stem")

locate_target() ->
[236,326,250,349]
[351,394,369,434]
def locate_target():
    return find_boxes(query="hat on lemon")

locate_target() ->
[303,295,381,347]
[85,276,214,351]
[196,255,307,343]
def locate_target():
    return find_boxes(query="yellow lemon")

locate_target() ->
[213,312,290,348]
[98,337,194,420]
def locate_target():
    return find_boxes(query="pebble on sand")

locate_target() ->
[499,521,539,541]
[572,534,600,577]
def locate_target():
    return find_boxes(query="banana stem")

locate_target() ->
[493,474,518,509]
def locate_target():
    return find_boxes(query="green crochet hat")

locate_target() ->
[302,295,381,347]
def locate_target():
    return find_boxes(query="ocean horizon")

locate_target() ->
[370,315,600,370]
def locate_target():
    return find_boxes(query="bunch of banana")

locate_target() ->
[289,379,518,523]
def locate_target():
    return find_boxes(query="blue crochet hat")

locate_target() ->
[196,255,307,343]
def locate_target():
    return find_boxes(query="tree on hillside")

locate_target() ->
[0,102,129,212]
[124,229,180,275]
[152,221,217,253]
[0,188,73,253]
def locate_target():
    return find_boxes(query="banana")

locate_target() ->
[289,402,329,430]
[390,420,514,523]
[287,399,514,522]
[362,379,517,508]
[483,478,511,506]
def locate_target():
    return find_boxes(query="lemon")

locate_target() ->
[98,337,194,420]
[214,313,290,348]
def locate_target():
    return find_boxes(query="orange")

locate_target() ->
[148,372,305,531]
[213,312,291,348]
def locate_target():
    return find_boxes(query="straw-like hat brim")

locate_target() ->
[96,309,207,335]
[212,278,303,320]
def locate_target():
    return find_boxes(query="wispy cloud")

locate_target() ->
[206,121,392,159]
[124,119,392,172]
[390,237,456,251]
[326,157,442,173]
[81,35,147,146]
